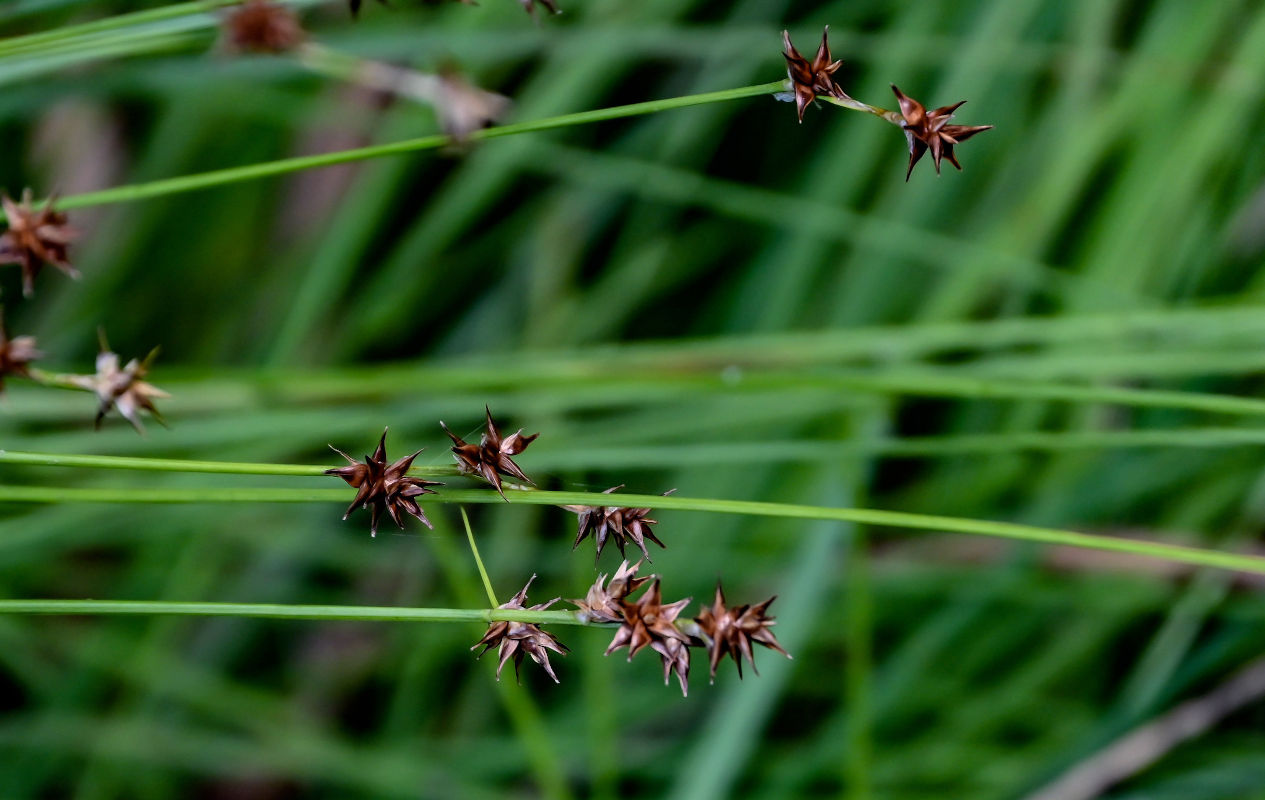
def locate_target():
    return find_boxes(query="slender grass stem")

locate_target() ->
[0,450,456,478]
[0,82,785,224]
[2,484,1262,576]
[0,599,585,624]
[461,508,499,607]
[0,0,236,57]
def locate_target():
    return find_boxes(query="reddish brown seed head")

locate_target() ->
[569,559,650,624]
[890,85,993,180]
[0,312,39,394]
[441,406,538,500]
[781,26,849,123]
[693,582,791,682]
[0,189,78,298]
[564,486,675,563]
[224,0,305,54]
[605,577,693,695]
[472,574,569,683]
[325,428,443,535]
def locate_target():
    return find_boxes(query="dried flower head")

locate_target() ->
[694,582,790,681]
[563,486,675,563]
[325,428,443,536]
[472,574,568,683]
[0,313,39,393]
[441,406,538,500]
[225,0,304,53]
[780,27,848,123]
[0,189,78,298]
[606,578,693,695]
[570,559,649,623]
[68,334,168,433]
[434,68,511,140]
[890,85,993,181]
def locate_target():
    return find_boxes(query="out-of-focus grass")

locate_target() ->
[3,0,1265,798]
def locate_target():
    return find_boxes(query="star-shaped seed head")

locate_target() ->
[569,559,649,624]
[0,189,78,298]
[441,406,538,500]
[890,85,993,181]
[605,578,693,695]
[224,0,305,53]
[325,428,443,536]
[471,574,569,683]
[563,486,675,563]
[693,582,791,681]
[780,26,849,123]
[0,312,39,394]
[68,334,169,434]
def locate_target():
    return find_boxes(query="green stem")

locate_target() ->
[1,484,1262,577]
[0,0,237,57]
[0,450,456,478]
[0,599,585,624]
[1,82,785,223]
[461,508,499,607]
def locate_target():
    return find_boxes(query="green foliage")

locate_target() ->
[3,0,1265,798]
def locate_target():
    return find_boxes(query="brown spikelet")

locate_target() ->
[224,0,305,53]
[441,406,538,500]
[563,486,675,563]
[569,559,649,623]
[472,575,568,683]
[0,189,78,298]
[325,428,443,536]
[693,582,791,681]
[890,85,993,180]
[605,578,693,696]
[780,27,850,123]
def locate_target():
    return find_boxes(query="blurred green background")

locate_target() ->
[3,0,1265,797]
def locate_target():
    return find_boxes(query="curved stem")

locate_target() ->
[0,450,456,478]
[0,82,786,224]
[0,0,237,58]
[0,599,586,624]
[461,508,499,607]
[1,484,1262,577]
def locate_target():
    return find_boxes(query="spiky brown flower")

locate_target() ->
[0,189,77,298]
[225,0,304,53]
[68,335,169,434]
[325,428,443,536]
[890,85,993,181]
[472,574,568,683]
[694,582,790,681]
[606,578,693,695]
[780,27,849,123]
[569,559,649,623]
[441,406,538,500]
[563,486,675,563]
[0,312,39,393]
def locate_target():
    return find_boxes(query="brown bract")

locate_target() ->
[569,559,649,624]
[605,578,693,696]
[0,313,39,393]
[694,582,790,681]
[472,574,568,683]
[325,428,443,536]
[441,406,538,500]
[0,189,77,298]
[564,486,674,563]
[781,26,849,123]
[890,85,993,181]
[225,0,304,54]
[69,341,169,434]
